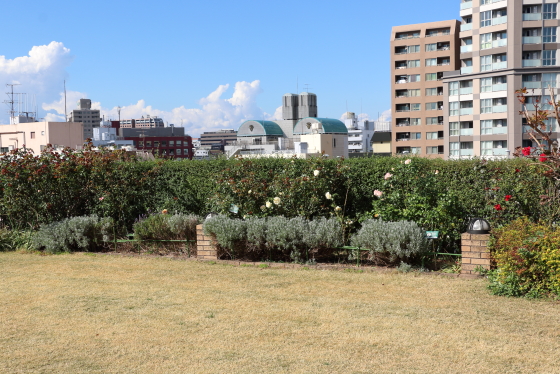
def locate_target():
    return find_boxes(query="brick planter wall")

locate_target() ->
[461,233,491,275]
[196,224,218,260]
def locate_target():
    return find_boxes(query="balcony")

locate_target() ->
[460,87,473,95]
[460,128,473,136]
[460,108,473,115]
[461,45,472,53]
[461,66,473,74]
[492,83,507,91]
[492,126,507,134]
[459,149,474,156]
[492,61,507,70]
[460,1,472,10]
[493,105,507,113]
[460,23,473,32]
[523,13,542,21]
[522,59,541,67]
[492,39,507,48]
[396,121,410,127]
[348,144,364,150]
[492,16,507,26]
[523,81,541,89]
[523,36,542,44]
[492,148,508,156]
[349,135,363,142]
[396,138,411,142]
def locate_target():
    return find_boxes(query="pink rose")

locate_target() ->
[374,190,383,198]
[384,173,393,180]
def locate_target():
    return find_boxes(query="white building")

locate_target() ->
[343,112,375,154]
[91,123,135,149]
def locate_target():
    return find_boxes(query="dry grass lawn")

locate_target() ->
[1,252,559,374]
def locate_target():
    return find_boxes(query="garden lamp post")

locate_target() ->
[466,218,491,234]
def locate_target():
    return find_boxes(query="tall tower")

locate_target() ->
[297,92,318,118]
[282,93,298,120]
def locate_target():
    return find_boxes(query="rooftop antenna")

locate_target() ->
[303,84,312,93]
[4,83,21,124]
[296,76,298,94]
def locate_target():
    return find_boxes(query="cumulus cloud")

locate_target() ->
[1,42,277,135]
[377,109,392,122]
[0,41,73,123]
[338,112,372,122]
[96,80,275,136]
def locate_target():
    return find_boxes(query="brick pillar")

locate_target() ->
[461,233,491,275]
[196,224,218,260]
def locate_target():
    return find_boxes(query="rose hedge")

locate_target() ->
[0,148,552,251]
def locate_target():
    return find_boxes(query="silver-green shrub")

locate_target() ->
[245,216,267,252]
[32,215,114,253]
[133,213,200,241]
[351,220,427,263]
[303,217,343,251]
[203,215,247,251]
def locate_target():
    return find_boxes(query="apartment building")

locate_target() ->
[391,20,461,157]
[444,0,560,159]
[68,99,101,141]
[119,115,164,129]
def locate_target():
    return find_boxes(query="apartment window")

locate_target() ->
[411,132,422,140]
[412,103,421,111]
[426,73,437,81]
[425,88,437,96]
[544,27,557,43]
[481,99,492,113]
[481,141,493,156]
[30,132,35,139]
[481,55,492,71]
[425,43,437,52]
[425,102,439,111]
[138,141,144,147]
[426,132,438,140]
[426,146,439,155]
[409,89,421,96]
[409,74,421,82]
[449,102,459,116]
[176,149,182,155]
[543,73,557,88]
[146,141,152,146]
[450,142,459,156]
[411,147,421,155]
[480,11,491,27]
[481,120,492,135]
[154,141,160,147]
[333,138,336,148]
[162,141,167,146]
[480,33,491,49]
[544,4,557,19]
[449,122,459,136]
[480,77,491,92]
[177,140,182,146]
[411,118,422,126]
[408,45,420,53]
[426,117,439,125]
[543,50,557,66]
[426,58,437,66]
[407,59,420,68]
[449,81,459,96]
[169,141,174,146]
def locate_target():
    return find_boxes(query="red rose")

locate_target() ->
[494,204,502,211]
[515,169,520,173]
[505,195,512,201]
[522,147,531,156]
[539,153,547,162]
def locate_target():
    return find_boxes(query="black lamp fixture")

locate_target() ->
[467,218,491,234]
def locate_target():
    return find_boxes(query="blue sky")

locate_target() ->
[1,0,459,136]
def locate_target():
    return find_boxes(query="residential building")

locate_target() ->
[68,99,101,141]
[0,121,84,155]
[443,0,560,159]
[391,20,461,157]
[120,127,193,159]
[372,121,392,156]
[120,115,164,129]
[343,112,375,154]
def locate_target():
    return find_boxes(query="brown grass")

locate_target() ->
[1,252,559,374]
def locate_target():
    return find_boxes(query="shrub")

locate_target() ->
[0,228,33,252]
[32,215,115,253]
[133,213,200,241]
[488,217,560,298]
[203,215,247,258]
[351,220,428,265]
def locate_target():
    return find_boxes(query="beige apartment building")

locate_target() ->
[68,99,101,141]
[390,20,461,158]
[0,121,84,155]
[443,0,560,159]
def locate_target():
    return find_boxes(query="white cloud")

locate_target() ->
[1,42,278,135]
[0,41,73,123]
[377,109,391,122]
[97,80,275,136]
